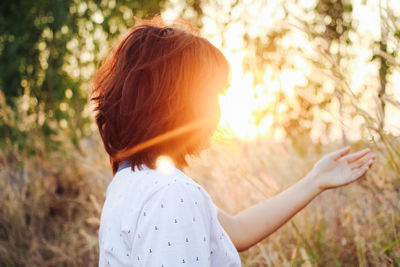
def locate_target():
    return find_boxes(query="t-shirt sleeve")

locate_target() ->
[129,180,214,266]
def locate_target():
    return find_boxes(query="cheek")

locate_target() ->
[207,104,220,140]
[216,102,221,122]
[206,100,220,130]
[198,95,221,123]
[213,106,221,132]
[214,100,222,125]
[193,100,220,154]
[209,95,221,118]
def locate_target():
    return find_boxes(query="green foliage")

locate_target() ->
[0,0,165,155]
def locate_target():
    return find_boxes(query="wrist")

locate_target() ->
[303,170,324,195]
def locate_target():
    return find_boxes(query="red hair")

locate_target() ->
[91,17,230,174]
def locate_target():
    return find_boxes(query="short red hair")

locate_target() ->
[91,17,230,174]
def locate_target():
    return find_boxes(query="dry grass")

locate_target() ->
[0,132,399,266]
[0,134,110,267]
[187,138,400,266]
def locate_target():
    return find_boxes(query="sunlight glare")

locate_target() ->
[217,49,309,141]
[156,156,175,174]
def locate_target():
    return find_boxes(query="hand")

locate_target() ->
[309,146,376,191]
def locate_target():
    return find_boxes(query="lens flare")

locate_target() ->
[156,155,175,174]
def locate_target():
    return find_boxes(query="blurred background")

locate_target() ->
[0,0,399,266]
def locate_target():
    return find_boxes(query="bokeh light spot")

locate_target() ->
[156,156,175,174]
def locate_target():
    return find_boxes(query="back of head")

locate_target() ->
[91,16,230,174]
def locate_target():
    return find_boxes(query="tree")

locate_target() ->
[0,0,165,156]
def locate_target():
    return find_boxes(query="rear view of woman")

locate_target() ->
[91,17,375,266]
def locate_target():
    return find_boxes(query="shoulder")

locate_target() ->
[114,165,216,222]
[144,170,212,209]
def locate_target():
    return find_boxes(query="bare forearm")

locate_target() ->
[217,146,375,252]
[222,172,322,252]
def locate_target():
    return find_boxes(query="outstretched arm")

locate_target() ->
[217,146,376,252]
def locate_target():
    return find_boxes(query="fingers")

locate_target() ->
[330,146,351,161]
[368,158,375,168]
[351,164,369,180]
[343,148,371,163]
[350,153,376,169]
[351,156,375,180]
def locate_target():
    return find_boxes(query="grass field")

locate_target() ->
[1,133,399,266]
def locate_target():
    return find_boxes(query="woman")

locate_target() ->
[91,17,375,266]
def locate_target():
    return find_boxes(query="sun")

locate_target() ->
[214,49,309,141]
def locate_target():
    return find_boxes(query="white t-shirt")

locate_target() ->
[98,161,241,266]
